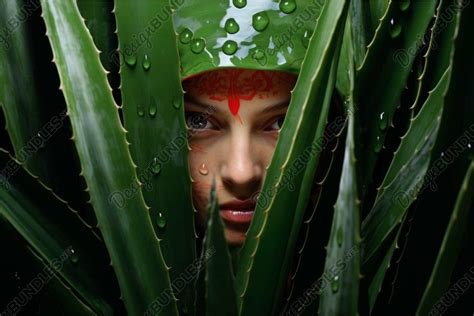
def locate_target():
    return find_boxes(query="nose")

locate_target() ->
[220,134,263,199]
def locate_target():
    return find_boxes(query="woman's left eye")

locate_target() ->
[267,115,286,131]
[185,111,214,130]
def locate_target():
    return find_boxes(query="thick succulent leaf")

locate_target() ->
[39,1,178,314]
[0,149,114,314]
[235,1,350,315]
[0,0,93,222]
[201,180,238,316]
[415,161,474,316]
[356,0,438,197]
[350,0,370,68]
[77,0,116,73]
[361,67,451,265]
[114,1,197,313]
[319,19,360,316]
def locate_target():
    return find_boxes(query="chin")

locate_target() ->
[224,228,246,247]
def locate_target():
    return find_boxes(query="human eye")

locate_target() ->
[266,115,286,131]
[185,111,216,130]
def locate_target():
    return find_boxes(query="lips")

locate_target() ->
[220,199,256,225]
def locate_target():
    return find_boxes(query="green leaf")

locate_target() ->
[0,149,114,314]
[415,161,474,316]
[361,66,452,266]
[114,1,197,313]
[235,1,350,315]
[356,0,438,198]
[319,18,360,315]
[201,179,238,316]
[39,1,178,314]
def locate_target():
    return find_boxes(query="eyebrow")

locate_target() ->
[184,94,291,115]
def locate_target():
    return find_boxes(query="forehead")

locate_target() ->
[182,69,297,99]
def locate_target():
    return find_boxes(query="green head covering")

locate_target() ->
[173,0,324,79]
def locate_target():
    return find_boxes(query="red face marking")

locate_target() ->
[183,69,296,120]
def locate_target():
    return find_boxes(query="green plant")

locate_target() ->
[0,0,473,315]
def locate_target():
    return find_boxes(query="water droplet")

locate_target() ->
[125,53,137,67]
[225,18,240,34]
[191,38,205,54]
[68,248,79,264]
[252,12,270,32]
[173,99,182,109]
[199,163,209,176]
[379,112,389,130]
[400,0,410,11]
[179,28,193,44]
[151,158,161,175]
[223,40,238,55]
[302,29,313,48]
[252,49,267,65]
[142,54,151,71]
[149,102,157,118]
[137,105,145,117]
[280,0,297,14]
[389,18,402,38]
[157,212,166,229]
[233,0,247,9]
[374,136,382,153]
[331,276,340,293]
[337,227,343,247]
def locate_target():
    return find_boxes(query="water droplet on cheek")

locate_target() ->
[199,163,209,176]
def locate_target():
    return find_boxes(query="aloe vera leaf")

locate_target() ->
[0,0,94,222]
[318,19,360,316]
[77,0,116,73]
[361,66,452,265]
[114,1,197,313]
[235,1,350,315]
[0,219,100,315]
[367,216,404,312]
[415,161,474,316]
[0,149,115,314]
[355,1,438,198]
[39,1,178,314]
[200,180,238,316]
[350,0,371,68]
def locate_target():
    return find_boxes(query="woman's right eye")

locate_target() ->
[185,111,215,130]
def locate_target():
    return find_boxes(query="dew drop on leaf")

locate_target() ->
[151,158,161,175]
[331,275,340,293]
[137,105,145,117]
[173,99,182,109]
[252,12,270,32]
[143,54,151,71]
[125,53,137,67]
[389,18,402,38]
[280,0,297,14]
[149,102,157,118]
[223,40,238,55]
[157,212,166,229]
[69,248,79,264]
[400,0,410,11]
[233,0,247,9]
[179,28,193,44]
[191,38,206,54]
[379,112,389,130]
[225,18,240,34]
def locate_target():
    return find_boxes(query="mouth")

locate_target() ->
[219,199,256,226]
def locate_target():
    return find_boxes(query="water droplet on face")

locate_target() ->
[225,18,240,34]
[137,105,145,117]
[179,28,193,44]
[151,158,161,175]
[233,0,247,9]
[149,102,157,118]
[191,38,206,54]
[379,112,389,130]
[223,40,238,55]
[173,99,182,109]
[280,0,297,14]
[389,18,402,38]
[252,12,270,32]
[157,212,166,229]
[125,53,137,67]
[68,248,79,264]
[400,0,410,11]
[302,29,313,48]
[143,54,151,71]
[374,136,382,153]
[331,276,340,293]
[199,163,209,176]
[337,227,343,246]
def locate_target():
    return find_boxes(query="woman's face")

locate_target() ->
[183,68,297,246]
